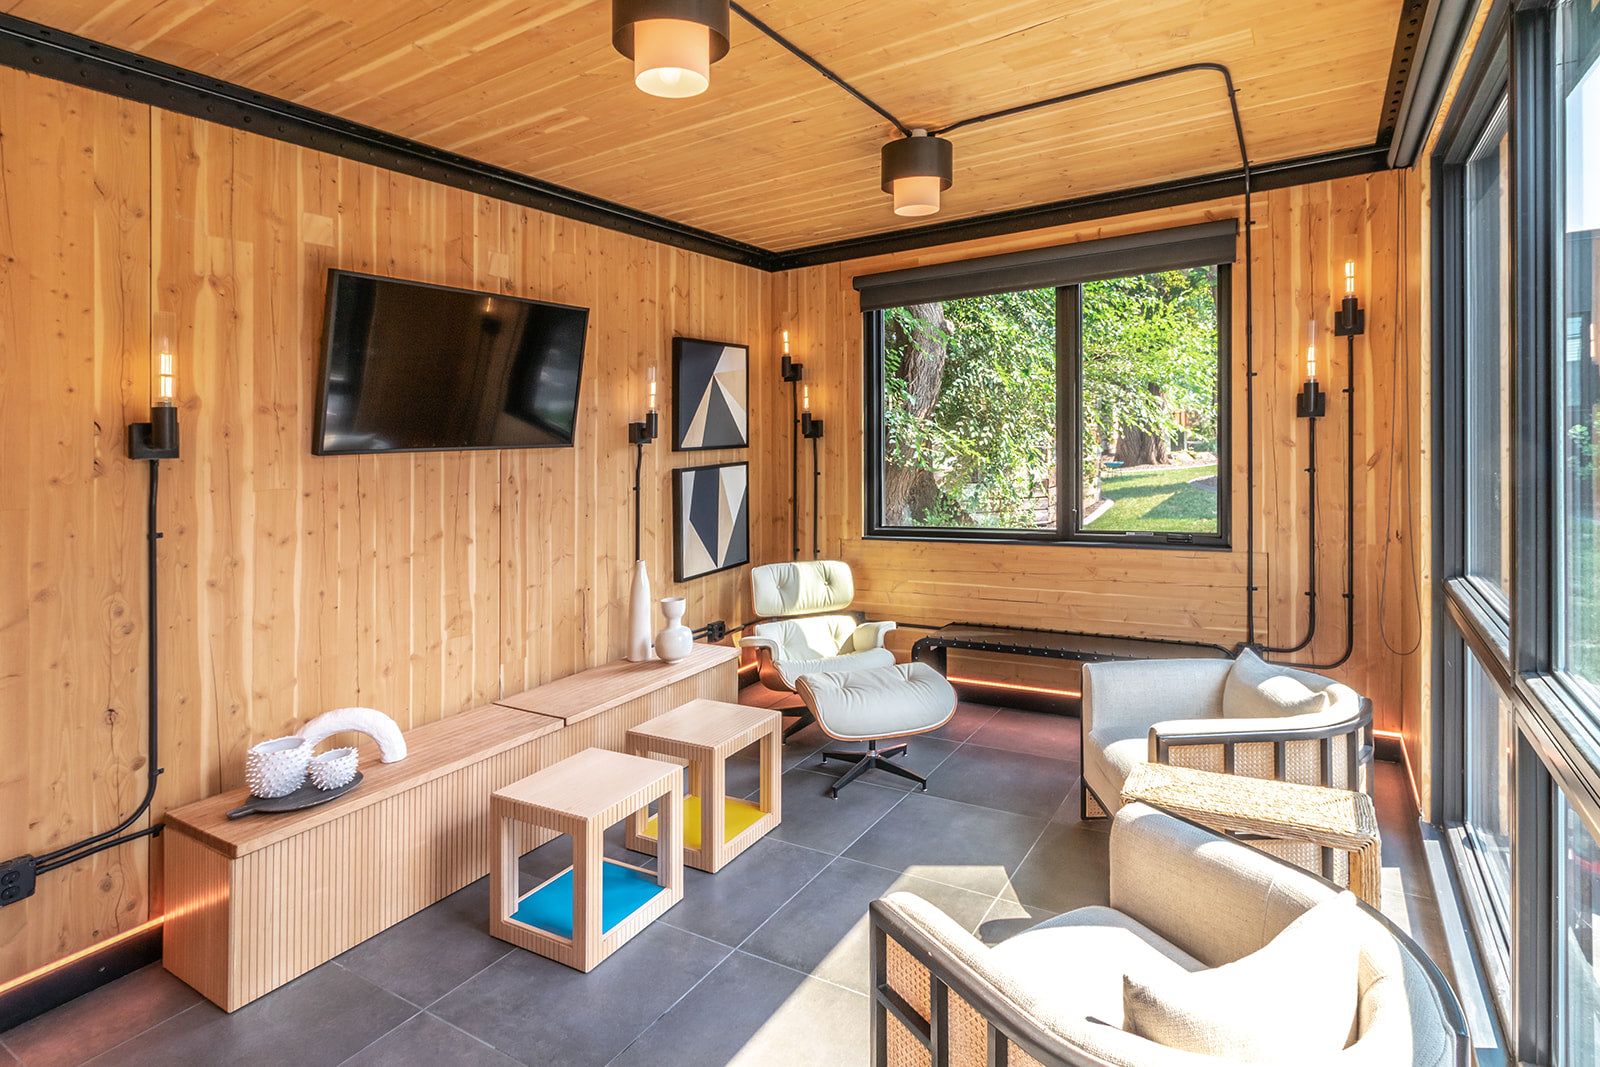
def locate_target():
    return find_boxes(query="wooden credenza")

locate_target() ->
[162,643,738,1011]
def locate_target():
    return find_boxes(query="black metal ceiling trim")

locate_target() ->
[1377,0,1433,146]
[0,13,771,268]
[766,145,1389,271]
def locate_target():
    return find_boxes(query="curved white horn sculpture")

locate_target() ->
[297,706,408,763]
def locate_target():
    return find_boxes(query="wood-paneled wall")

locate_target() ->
[769,170,1428,741]
[0,68,773,983]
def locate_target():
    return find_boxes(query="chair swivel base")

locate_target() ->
[775,699,815,741]
[818,739,925,799]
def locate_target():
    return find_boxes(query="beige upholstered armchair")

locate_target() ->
[869,804,1467,1067]
[739,560,896,738]
[1080,650,1373,821]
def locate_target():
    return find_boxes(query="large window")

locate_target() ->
[1436,2,1600,1059]
[1559,790,1600,1062]
[1561,0,1600,701]
[1465,104,1512,605]
[861,229,1230,548]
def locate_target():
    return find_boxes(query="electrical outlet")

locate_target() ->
[0,855,37,907]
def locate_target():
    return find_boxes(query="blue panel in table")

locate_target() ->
[510,860,665,940]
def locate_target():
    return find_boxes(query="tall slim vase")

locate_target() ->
[627,560,654,662]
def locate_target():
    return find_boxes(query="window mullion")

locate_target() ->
[1058,285,1080,539]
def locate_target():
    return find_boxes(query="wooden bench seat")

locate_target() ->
[163,643,738,1010]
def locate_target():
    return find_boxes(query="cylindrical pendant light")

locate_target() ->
[612,0,731,99]
[881,129,954,216]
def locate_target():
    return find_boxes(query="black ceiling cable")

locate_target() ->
[726,12,1260,646]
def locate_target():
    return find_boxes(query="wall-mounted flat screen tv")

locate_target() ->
[313,270,589,455]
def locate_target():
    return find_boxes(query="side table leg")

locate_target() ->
[704,756,724,871]
[492,811,518,936]
[760,723,781,824]
[574,823,603,971]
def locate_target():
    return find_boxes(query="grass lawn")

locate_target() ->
[1086,463,1218,533]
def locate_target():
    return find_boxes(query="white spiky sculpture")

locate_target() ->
[297,707,408,763]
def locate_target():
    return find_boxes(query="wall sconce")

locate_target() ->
[612,0,731,99]
[781,330,805,558]
[1296,318,1326,419]
[801,384,823,559]
[629,364,658,564]
[1334,260,1366,338]
[881,129,954,217]
[800,384,824,439]
[629,365,659,444]
[129,311,180,460]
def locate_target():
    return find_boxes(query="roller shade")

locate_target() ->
[852,220,1238,311]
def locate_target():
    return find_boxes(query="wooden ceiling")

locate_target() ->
[1,0,1409,253]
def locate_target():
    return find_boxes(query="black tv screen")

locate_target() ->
[313,271,589,455]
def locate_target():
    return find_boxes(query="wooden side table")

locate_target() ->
[1120,761,1382,907]
[490,747,683,972]
[625,699,781,873]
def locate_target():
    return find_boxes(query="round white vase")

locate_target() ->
[655,597,693,664]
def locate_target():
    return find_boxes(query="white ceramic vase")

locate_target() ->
[244,736,313,798]
[628,560,655,662]
[655,596,693,664]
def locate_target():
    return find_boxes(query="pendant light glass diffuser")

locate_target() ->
[612,0,731,98]
[881,130,954,216]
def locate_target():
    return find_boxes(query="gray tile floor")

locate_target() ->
[0,686,1449,1066]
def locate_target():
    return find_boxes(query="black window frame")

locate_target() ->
[1432,1,1600,1061]
[861,255,1233,551]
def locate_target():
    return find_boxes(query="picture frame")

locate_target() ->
[672,337,749,451]
[673,462,750,581]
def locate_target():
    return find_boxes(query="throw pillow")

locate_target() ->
[1121,892,1362,1062]
[1223,648,1331,719]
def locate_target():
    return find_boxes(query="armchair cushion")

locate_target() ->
[796,662,955,741]
[751,559,856,617]
[1222,649,1331,719]
[848,620,896,652]
[1121,892,1361,1061]
[748,616,894,691]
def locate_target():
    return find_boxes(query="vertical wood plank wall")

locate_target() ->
[0,69,774,984]
[0,63,1432,987]
[770,170,1428,744]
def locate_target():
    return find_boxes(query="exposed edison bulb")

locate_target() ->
[802,384,811,412]
[647,365,657,413]
[153,310,177,405]
[1344,260,1357,296]
[892,174,942,217]
[782,330,790,355]
[633,19,710,98]
[1306,318,1318,382]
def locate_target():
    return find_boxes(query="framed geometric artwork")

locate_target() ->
[672,337,748,451]
[673,462,750,581]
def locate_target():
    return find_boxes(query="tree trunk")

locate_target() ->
[1114,422,1169,467]
[1114,382,1170,467]
[883,303,948,523]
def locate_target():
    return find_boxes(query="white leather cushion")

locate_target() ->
[751,560,855,617]
[1222,648,1331,719]
[796,662,956,741]
[1121,892,1362,1061]
[751,616,858,661]
[772,648,895,691]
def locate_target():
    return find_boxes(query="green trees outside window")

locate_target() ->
[874,267,1223,542]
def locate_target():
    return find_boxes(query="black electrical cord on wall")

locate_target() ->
[720,11,1265,646]
[33,461,166,877]
[1261,331,1359,671]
